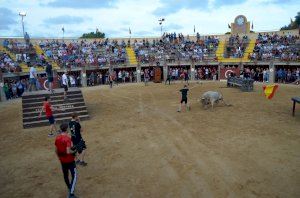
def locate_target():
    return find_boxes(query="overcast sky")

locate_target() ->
[0,0,298,38]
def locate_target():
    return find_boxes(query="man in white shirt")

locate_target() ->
[62,71,68,100]
[69,75,76,87]
[205,68,209,80]
[118,71,122,83]
[29,65,37,91]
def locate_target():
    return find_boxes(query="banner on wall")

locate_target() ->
[38,77,59,90]
[220,67,240,80]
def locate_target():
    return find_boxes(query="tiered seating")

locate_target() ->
[134,34,219,64]
[0,45,16,61]
[250,33,300,61]
[0,45,28,72]
[2,32,295,73]
[216,37,255,63]
[34,45,59,70]
[216,40,225,61]
[38,40,128,69]
[22,88,89,128]
[242,39,255,61]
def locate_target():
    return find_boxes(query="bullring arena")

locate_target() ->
[1,3,300,197]
[0,81,299,197]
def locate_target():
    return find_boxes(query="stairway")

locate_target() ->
[215,41,225,61]
[0,45,28,71]
[241,39,255,61]
[34,45,60,70]
[215,41,242,63]
[22,88,89,128]
[215,39,255,63]
[126,47,138,65]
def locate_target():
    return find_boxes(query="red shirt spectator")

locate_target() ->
[55,133,75,164]
[43,101,53,118]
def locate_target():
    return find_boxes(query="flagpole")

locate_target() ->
[228,23,231,33]
[129,27,131,45]
[194,25,196,37]
[62,26,64,42]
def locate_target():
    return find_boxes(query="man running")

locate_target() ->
[55,123,77,198]
[39,96,59,137]
[178,85,190,112]
[62,70,68,100]
[45,63,54,94]
[69,113,87,166]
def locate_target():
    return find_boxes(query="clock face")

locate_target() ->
[237,17,245,26]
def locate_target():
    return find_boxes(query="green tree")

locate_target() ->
[80,31,105,39]
[280,12,300,30]
[295,12,300,25]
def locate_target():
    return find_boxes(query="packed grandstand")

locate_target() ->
[1,27,299,99]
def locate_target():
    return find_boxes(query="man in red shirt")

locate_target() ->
[55,123,77,198]
[39,96,59,137]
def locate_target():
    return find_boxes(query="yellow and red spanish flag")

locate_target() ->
[263,84,279,99]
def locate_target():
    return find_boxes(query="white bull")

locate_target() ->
[200,91,230,109]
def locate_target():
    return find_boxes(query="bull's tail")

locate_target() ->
[222,99,232,106]
[219,91,232,107]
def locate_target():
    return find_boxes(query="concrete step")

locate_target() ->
[22,87,89,128]
[23,110,88,122]
[22,102,86,113]
[22,88,82,99]
[22,93,83,103]
[23,94,84,105]
[23,114,90,128]
[22,90,82,100]
[23,106,87,117]
[22,98,84,108]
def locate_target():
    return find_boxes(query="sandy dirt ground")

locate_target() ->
[0,81,299,198]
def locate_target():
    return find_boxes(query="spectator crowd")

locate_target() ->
[0,52,22,73]
[1,33,300,76]
[240,67,270,82]
[195,66,218,80]
[1,33,300,99]
[249,33,300,61]
[275,67,300,83]
[225,34,249,58]
[134,32,219,64]
[39,39,127,69]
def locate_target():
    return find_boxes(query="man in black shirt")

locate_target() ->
[69,113,87,166]
[165,70,171,85]
[178,85,190,112]
[45,63,54,94]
